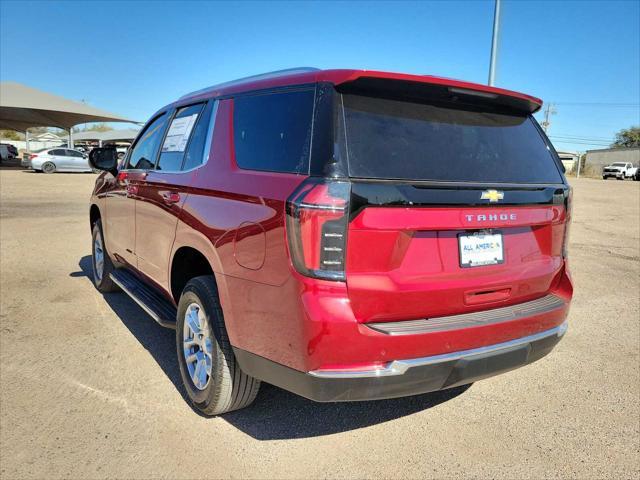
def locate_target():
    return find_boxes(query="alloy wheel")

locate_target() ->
[93,232,104,282]
[182,303,214,390]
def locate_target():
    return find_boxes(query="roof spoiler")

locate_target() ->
[335,75,542,114]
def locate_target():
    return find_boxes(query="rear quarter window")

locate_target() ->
[233,89,315,174]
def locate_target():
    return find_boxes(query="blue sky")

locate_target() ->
[1,0,639,152]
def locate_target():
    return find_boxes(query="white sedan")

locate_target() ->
[28,148,92,173]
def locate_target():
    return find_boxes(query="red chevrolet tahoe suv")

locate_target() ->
[88,68,573,416]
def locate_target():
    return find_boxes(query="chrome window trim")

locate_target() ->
[308,321,568,379]
[118,100,219,176]
[151,100,219,174]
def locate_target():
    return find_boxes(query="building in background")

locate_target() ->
[556,151,579,174]
[0,131,66,152]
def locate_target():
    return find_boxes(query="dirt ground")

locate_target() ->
[0,169,638,479]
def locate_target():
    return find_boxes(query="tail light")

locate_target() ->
[29,154,38,160]
[562,187,572,258]
[285,178,350,281]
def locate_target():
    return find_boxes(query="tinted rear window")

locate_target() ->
[233,89,315,174]
[341,94,563,183]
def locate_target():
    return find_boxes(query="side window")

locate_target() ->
[158,103,205,171]
[50,149,63,156]
[182,101,215,171]
[67,149,83,157]
[127,113,169,170]
[233,89,315,174]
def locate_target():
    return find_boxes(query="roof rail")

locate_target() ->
[179,67,320,100]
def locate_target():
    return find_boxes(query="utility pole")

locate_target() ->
[541,103,557,133]
[488,0,502,86]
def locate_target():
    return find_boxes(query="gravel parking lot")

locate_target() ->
[0,169,638,479]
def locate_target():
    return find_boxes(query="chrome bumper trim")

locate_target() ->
[367,294,566,336]
[308,321,568,379]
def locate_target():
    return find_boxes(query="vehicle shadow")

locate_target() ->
[74,255,471,440]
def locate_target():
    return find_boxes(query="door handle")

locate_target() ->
[161,191,181,204]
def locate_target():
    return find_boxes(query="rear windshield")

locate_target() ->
[341,94,563,184]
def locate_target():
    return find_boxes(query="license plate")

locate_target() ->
[459,231,504,268]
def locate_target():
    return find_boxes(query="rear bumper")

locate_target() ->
[234,321,567,402]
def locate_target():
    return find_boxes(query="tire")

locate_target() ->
[42,162,56,174]
[617,175,624,181]
[176,276,260,416]
[91,220,119,292]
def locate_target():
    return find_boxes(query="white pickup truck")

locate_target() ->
[602,162,638,180]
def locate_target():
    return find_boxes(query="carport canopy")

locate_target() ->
[0,82,134,131]
[71,129,140,144]
[100,129,140,143]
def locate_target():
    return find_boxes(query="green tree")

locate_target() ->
[611,126,640,148]
[83,123,114,132]
[28,126,49,134]
[0,130,24,140]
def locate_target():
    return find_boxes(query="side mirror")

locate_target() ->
[89,147,118,174]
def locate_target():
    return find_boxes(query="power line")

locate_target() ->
[550,135,615,142]
[551,133,614,140]
[551,139,612,146]
[549,137,611,143]
[553,102,640,107]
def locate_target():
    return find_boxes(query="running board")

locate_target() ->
[110,269,177,329]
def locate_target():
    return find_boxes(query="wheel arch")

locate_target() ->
[170,229,237,344]
[89,204,101,230]
[170,246,217,305]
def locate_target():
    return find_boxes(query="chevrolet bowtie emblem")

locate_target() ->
[480,189,504,202]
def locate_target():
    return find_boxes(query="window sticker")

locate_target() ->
[162,113,199,152]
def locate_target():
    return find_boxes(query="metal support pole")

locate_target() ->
[576,153,582,179]
[488,0,502,86]
[25,130,30,153]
